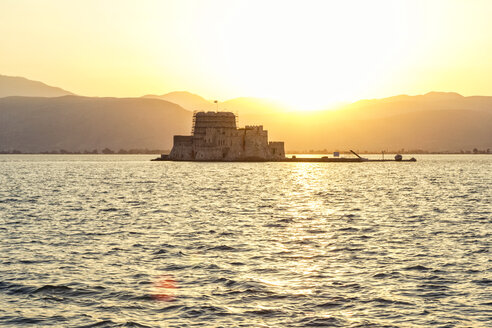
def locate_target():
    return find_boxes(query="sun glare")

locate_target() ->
[2,0,492,109]
[153,0,423,111]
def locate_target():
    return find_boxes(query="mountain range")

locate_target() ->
[0,74,491,153]
[0,74,73,98]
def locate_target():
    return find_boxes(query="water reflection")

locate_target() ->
[0,155,490,327]
[152,275,177,301]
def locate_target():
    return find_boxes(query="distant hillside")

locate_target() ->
[336,92,492,119]
[0,75,73,98]
[222,97,293,117]
[272,109,492,152]
[0,96,192,152]
[143,91,214,112]
[1,77,491,153]
[142,92,291,118]
[233,92,492,152]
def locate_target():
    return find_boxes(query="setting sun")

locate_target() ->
[193,0,423,110]
[1,0,492,111]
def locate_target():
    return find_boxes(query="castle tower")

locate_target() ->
[169,111,284,161]
[192,111,236,137]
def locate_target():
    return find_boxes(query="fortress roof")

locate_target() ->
[195,111,235,116]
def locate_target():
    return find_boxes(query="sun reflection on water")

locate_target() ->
[2,155,490,326]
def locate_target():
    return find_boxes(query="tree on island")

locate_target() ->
[101,148,114,154]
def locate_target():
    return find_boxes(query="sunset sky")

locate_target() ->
[1,0,491,110]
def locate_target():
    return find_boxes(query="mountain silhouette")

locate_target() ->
[0,96,191,152]
[142,91,214,112]
[338,91,491,120]
[0,75,73,98]
[1,75,491,153]
[218,92,492,152]
[143,92,291,116]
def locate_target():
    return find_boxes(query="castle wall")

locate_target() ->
[194,147,224,161]
[169,136,194,160]
[268,142,285,159]
[242,126,270,159]
[169,112,285,161]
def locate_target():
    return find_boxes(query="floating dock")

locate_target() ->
[152,152,417,163]
[280,157,416,163]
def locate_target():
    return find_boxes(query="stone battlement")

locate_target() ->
[244,125,263,130]
[169,111,285,161]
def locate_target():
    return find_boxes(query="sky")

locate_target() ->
[1,0,492,110]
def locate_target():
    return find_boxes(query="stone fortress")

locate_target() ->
[169,111,285,161]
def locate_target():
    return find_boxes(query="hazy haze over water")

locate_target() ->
[0,155,491,327]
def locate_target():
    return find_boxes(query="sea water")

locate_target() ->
[0,155,490,327]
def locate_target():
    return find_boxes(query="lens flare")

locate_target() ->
[152,275,177,301]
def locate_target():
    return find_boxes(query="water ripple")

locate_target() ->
[0,154,491,327]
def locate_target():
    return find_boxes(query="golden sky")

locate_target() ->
[1,0,491,110]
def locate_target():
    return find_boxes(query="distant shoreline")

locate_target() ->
[0,152,490,156]
[0,149,169,155]
[286,150,491,155]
